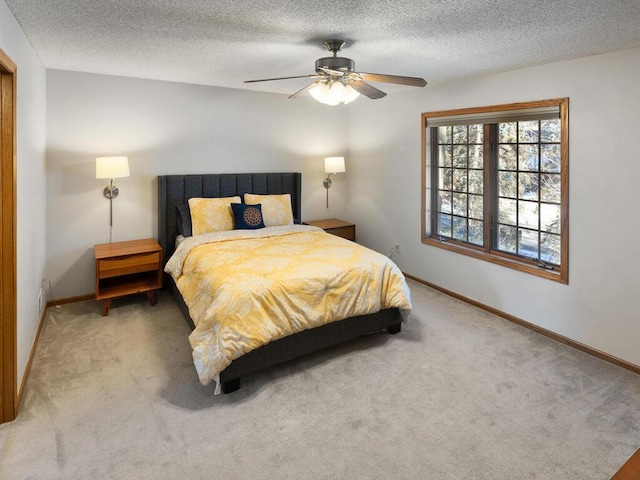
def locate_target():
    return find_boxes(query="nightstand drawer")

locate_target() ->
[328,226,355,241]
[98,252,160,279]
[304,218,356,242]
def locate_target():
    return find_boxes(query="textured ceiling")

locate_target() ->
[6,0,640,96]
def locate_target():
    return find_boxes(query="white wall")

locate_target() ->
[46,70,350,298]
[347,47,640,367]
[0,0,47,388]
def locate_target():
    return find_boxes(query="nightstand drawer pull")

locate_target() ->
[98,252,160,278]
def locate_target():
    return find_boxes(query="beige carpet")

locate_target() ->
[1,279,639,479]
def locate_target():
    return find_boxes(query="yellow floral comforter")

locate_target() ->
[165,225,412,390]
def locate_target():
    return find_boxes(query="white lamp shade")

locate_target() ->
[96,156,130,179]
[310,82,331,103]
[343,85,360,104]
[324,157,346,174]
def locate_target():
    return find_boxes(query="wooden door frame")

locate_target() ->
[0,47,17,424]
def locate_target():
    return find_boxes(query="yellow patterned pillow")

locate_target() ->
[188,196,241,235]
[244,193,294,227]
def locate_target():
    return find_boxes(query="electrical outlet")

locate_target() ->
[394,243,401,253]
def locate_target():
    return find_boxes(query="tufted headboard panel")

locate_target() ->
[157,173,302,264]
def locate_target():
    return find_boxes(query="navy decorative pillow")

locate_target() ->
[231,203,265,230]
[176,204,192,237]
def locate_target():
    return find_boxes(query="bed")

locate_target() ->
[158,173,411,393]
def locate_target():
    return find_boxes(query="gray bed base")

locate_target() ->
[157,173,401,393]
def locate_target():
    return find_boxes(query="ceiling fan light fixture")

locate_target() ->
[309,80,360,106]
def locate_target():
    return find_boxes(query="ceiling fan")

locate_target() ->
[244,39,427,106]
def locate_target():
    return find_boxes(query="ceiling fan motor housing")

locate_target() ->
[315,56,355,74]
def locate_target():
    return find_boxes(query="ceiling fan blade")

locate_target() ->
[349,80,387,100]
[288,82,319,99]
[244,74,324,83]
[357,72,427,87]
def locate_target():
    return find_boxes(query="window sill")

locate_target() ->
[421,236,568,284]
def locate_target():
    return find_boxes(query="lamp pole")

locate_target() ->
[323,173,334,209]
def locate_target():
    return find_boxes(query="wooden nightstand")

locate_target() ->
[304,218,356,241]
[94,238,163,316]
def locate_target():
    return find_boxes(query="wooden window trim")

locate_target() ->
[421,98,569,284]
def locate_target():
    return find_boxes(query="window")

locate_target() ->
[422,99,568,283]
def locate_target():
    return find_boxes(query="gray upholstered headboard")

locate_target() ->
[157,173,302,264]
